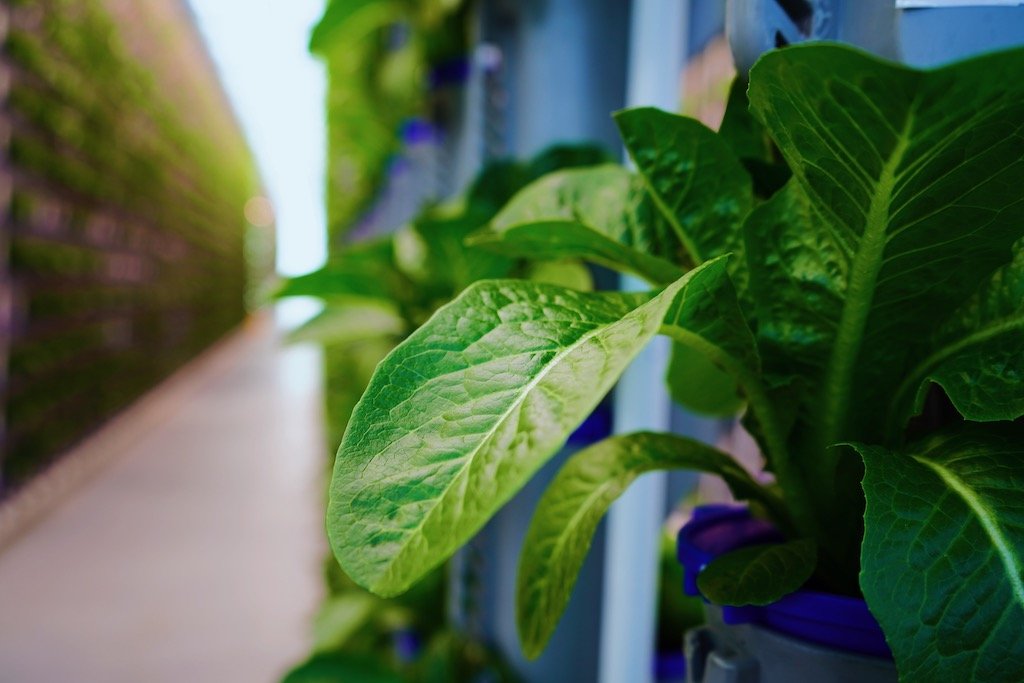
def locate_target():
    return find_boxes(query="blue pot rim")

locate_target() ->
[676,504,892,660]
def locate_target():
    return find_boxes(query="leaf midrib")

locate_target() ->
[914,454,1024,610]
[367,290,662,593]
[816,104,917,456]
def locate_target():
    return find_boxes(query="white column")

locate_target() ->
[598,3,689,683]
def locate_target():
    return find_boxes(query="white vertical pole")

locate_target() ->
[598,3,688,683]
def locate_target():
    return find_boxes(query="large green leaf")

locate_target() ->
[888,242,1024,435]
[857,425,1024,682]
[747,44,1024,458]
[517,432,780,658]
[742,46,1024,564]
[472,165,686,284]
[614,107,754,275]
[696,540,816,607]
[329,259,730,596]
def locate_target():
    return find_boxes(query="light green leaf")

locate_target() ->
[665,342,744,417]
[472,165,686,284]
[696,539,816,607]
[857,425,1024,682]
[275,238,399,303]
[517,432,779,658]
[312,593,381,652]
[889,242,1024,434]
[287,303,406,345]
[614,107,754,274]
[524,259,593,291]
[329,259,730,596]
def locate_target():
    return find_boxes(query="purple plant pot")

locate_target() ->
[676,504,892,660]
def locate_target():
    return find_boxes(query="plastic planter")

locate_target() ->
[676,505,897,682]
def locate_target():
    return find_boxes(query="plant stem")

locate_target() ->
[658,326,808,539]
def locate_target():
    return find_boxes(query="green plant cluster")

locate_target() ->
[1,0,260,485]
[278,144,609,682]
[328,44,1024,681]
[309,0,471,239]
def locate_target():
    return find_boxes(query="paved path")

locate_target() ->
[0,315,326,683]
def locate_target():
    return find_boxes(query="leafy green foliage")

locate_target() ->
[475,165,686,284]
[517,432,780,657]
[696,540,816,607]
[330,261,726,595]
[746,44,1024,575]
[889,241,1024,433]
[857,426,1024,682]
[326,43,1024,677]
[615,106,754,276]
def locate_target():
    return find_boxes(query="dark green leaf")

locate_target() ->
[718,77,791,198]
[329,259,730,596]
[615,106,754,277]
[517,431,779,657]
[744,45,1024,544]
[465,160,531,215]
[718,77,774,162]
[857,425,1024,682]
[696,539,816,606]
[473,165,686,284]
[525,143,610,179]
[889,241,1024,434]
[281,652,403,683]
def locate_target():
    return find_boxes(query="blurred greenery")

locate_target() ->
[2,0,260,485]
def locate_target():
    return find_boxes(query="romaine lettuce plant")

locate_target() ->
[327,43,1024,681]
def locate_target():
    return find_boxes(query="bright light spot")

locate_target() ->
[244,196,275,228]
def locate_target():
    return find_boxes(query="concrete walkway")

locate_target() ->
[0,314,326,683]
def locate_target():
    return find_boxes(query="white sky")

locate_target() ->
[187,0,328,277]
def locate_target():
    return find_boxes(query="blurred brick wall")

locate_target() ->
[0,0,264,491]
